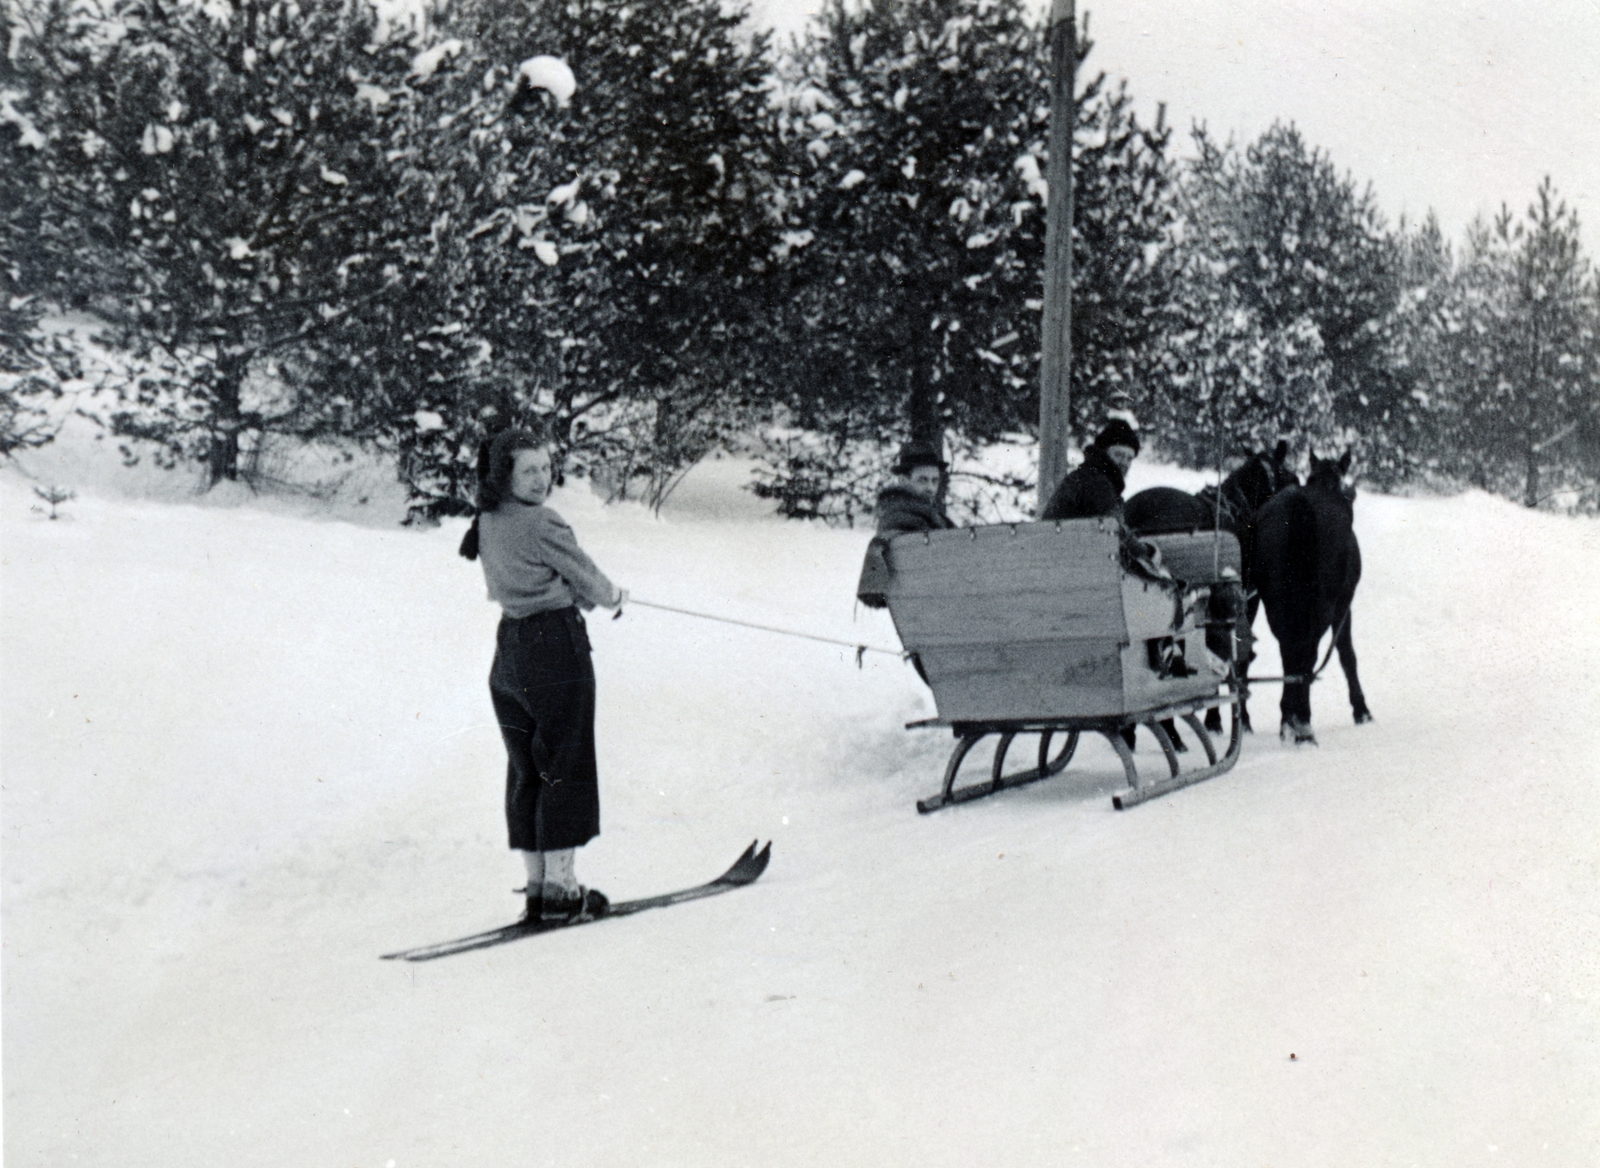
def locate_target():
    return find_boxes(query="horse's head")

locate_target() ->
[1306,449,1354,500]
[1225,439,1297,514]
[1265,439,1299,493]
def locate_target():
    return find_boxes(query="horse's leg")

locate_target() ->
[1236,593,1264,733]
[1336,610,1372,724]
[1205,582,1251,734]
[1278,638,1317,744]
[1159,717,1186,751]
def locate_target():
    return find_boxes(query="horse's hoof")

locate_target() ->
[1353,708,1373,725]
[1280,718,1318,746]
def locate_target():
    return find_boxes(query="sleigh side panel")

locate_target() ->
[884,520,1222,722]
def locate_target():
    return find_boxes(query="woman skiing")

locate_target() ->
[463,425,625,925]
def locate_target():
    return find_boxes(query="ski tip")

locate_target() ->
[743,839,773,882]
[717,839,772,886]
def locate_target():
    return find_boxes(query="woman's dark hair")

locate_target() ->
[457,422,553,561]
[479,424,553,512]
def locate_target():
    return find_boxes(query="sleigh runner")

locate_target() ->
[882,518,1247,811]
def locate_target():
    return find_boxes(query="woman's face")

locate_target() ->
[509,446,553,506]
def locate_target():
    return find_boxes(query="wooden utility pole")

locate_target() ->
[1037,0,1076,510]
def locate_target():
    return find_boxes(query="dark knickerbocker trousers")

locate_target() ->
[489,607,600,852]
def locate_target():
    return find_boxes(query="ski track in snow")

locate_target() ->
[3,450,1598,1167]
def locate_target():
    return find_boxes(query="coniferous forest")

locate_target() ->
[5,0,1598,520]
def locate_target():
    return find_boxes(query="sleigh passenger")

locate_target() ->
[856,440,955,609]
[1040,418,1140,521]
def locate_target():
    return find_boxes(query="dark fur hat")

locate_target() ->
[1092,418,1141,454]
[891,440,948,475]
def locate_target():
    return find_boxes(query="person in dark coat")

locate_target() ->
[874,440,956,537]
[1040,418,1141,521]
[856,440,955,608]
[461,425,625,926]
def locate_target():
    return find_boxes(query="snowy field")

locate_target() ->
[3,431,1598,1167]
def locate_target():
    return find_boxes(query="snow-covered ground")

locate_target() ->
[4,434,1598,1167]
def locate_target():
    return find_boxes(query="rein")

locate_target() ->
[1248,607,1351,686]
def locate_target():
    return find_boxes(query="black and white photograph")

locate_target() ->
[3,0,1597,1162]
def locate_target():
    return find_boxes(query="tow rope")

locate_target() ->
[619,597,903,667]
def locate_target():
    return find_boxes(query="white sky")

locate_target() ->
[750,0,1600,248]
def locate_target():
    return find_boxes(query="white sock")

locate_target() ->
[542,848,577,895]
[520,850,544,893]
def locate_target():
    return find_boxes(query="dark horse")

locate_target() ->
[1123,440,1297,735]
[1251,450,1372,744]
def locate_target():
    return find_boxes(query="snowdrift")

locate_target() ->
[4,443,1598,1167]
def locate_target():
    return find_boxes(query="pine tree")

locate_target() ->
[1370,210,1456,486]
[760,2,1174,519]
[1444,181,1599,507]
[0,286,81,457]
[775,0,1051,453]
[11,0,420,484]
[2,6,80,456]
[1154,123,1397,470]
[317,35,586,519]
[374,0,783,517]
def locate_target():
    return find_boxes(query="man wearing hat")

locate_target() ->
[874,440,956,538]
[856,440,955,608]
[1040,418,1141,521]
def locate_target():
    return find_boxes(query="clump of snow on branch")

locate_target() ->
[410,39,464,79]
[354,83,390,109]
[1014,153,1047,201]
[1,90,46,149]
[771,230,814,261]
[530,237,560,266]
[516,56,576,107]
[140,124,175,155]
[546,178,581,206]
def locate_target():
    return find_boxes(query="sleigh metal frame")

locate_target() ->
[882,519,1248,814]
[910,686,1243,812]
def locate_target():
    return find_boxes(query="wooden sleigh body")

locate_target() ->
[882,518,1246,811]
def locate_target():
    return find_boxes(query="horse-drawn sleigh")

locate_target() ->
[879,446,1368,813]
[885,515,1249,811]
[872,5,1366,816]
